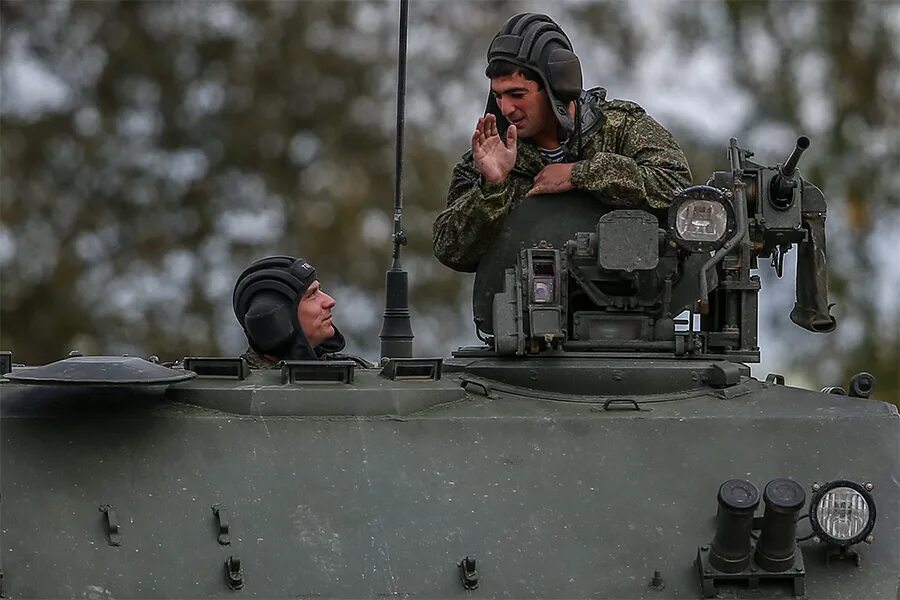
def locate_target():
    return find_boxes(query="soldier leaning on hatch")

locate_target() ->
[232,256,373,369]
[433,13,693,272]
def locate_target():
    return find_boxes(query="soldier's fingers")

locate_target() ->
[506,124,517,148]
[472,131,481,152]
[487,118,498,138]
[527,182,547,197]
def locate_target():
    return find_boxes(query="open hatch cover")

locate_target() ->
[4,355,195,386]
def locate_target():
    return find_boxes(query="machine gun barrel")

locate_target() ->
[779,136,810,178]
[770,136,810,208]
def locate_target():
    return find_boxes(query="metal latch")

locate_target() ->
[225,555,244,590]
[212,504,231,545]
[460,377,492,398]
[380,357,443,381]
[765,373,785,385]
[599,398,641,412]
[184,357,249,380]
[458,556,478,590]
[99,504,122,546]
[281,360,355,384]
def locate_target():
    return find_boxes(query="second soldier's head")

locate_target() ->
[232,255,343,361]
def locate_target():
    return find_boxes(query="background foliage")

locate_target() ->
[1,0,897,404]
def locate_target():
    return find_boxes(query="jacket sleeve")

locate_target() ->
[570,110,692,210]
[432,153,522,272]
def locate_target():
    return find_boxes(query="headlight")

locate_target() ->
[676,201,728,241]
[809,480,876,546]
[668,185,736,252]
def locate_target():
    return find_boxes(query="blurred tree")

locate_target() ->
[714,0,899,403]
[1,0,897,404]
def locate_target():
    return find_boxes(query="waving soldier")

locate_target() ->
[433,13,692,272]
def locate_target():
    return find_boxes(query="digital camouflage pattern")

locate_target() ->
[240,346,376,369]
[433,89,692,272]
[241,347,279,369]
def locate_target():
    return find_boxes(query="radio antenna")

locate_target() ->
[379,0,414,359]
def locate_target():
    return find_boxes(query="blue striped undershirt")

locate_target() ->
[538,146,567,163]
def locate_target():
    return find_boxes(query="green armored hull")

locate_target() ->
[2,356,897,598]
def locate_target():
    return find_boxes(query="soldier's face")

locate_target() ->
[490,73,557,146]
[298,280,336,348]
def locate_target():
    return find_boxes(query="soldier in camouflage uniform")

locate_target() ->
[433,13,692,272]
[233,256,372,369]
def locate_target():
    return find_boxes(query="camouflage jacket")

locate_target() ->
[432,89,692,272]
[240,347,376,369]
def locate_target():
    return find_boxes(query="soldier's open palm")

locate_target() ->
[472,114,517,184]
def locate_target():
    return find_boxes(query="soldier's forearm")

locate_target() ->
[571,149,691,210]
[434,171,520,271]
[570,153,647,207]
[433,184,511,272]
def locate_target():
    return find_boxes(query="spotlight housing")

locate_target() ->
[809,480,876,547]
[668,185,736,253]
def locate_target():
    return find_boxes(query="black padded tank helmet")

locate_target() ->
[484,13,584,139]
[232,255,344,361]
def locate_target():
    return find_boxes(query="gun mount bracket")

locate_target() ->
[824,545,862,568]
[697,545,805,598]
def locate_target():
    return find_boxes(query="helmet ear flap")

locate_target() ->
[243,293,297,355]
[546,47,582,102]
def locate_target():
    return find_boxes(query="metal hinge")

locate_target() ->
[225,555,244,590]
[99,504,122,546]
[458,556,478,590]
[212,504,231,545]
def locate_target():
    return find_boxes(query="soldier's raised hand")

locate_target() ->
[472,114,517,184]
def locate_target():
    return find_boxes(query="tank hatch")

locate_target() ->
[4,355,195,386]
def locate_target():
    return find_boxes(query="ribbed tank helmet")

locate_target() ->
[484,13,584,139]
[232,255,344,361]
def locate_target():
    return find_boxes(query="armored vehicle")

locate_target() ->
[2,133,898,598]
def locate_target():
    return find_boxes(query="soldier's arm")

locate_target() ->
[432,154,519,272]
[570,110,692,209]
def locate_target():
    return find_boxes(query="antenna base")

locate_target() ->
[379,268,414,359]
